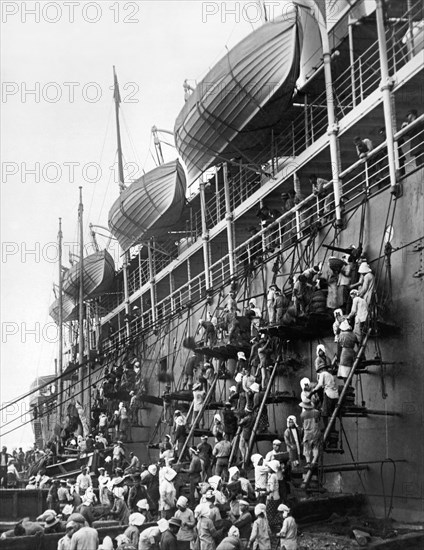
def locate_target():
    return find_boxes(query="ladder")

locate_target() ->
[177,372,219,462]
[246,351,282,462]
[228,426,242,467]
[228,348,282,467]
[303,328,372,489]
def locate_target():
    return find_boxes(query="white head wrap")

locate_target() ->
[136,499,149,510]
[129,512,145,526]
[254,503,267,517]
[266,460,280,473]
[251,454,263,467]
[316,344,326,356]
[208,475,221,490]
[157,518,169,533]
[148,464,157,476]
[177,496,188,508]
[358,262,372,274]
[340,320,352,331]
[300,377,310,390]
[287,415,298,428]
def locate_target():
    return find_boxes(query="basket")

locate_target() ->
[328,257,344,272]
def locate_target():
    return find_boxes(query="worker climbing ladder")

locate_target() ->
[177,372,219,462]
[229,345,291,468]
[303,328,372,489]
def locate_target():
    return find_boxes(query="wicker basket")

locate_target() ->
[328,257,344,272]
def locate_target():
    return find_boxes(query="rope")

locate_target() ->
[380,459,396,530]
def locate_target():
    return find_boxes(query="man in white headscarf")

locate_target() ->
[283,416,302,467]
[248,298,262,337]
[175,495,195,549]
[217,525,240,549]
[251,454,268,503]
[196,502,221,550]
[138,523,162,550]
[314,344,331,373]
[159,468,177,520]
[264,439,282,463]
[332,309,345,342]
[249,503,271,550]
[350,262,375,306]
[348,289,368,342]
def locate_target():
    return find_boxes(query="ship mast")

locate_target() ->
[113,66,131,339]
[78,187,85,403]
[57,217,63,419]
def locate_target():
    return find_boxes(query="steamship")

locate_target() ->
[29,0,424,523]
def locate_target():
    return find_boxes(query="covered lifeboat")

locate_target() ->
[108,159,187,252]
[49,293,79,324]
[62,250,115,301]
[174,9,302,183]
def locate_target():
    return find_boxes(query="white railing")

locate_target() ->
[111,117,423,343]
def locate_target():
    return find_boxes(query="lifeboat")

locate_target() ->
[108,159,187,252]
[62,250,115,301]
[49,294,79,324]
[174,11,302,183]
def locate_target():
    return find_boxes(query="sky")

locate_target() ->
[0,0,294,449]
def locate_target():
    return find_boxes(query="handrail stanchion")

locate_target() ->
[376,0,400,196]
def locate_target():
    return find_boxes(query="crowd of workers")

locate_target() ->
[1,438,299,550]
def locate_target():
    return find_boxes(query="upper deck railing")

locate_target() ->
[104,117,424,347]
[100,0,423,335]
[153,0,423,248]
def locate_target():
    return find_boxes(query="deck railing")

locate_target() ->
[98,0,423,334]
[161,0,423,244]
[103,116,423,346]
